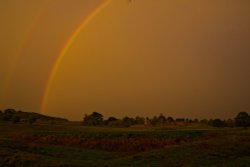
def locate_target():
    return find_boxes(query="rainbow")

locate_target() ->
[40,0,112,113]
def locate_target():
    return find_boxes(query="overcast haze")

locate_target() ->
[1,0,250,120]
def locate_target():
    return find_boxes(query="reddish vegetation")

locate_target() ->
[12,135,194,152]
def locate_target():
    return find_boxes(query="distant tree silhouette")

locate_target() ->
[1,109,16,121]
[122,116,134,127]
[0,110,3,120]
[105,117,119,126]
[4,108,17,114]
[107,116,118,122]
[167,117,174,124]
[83,112,103,126]
[226,119,235,127]
[150,116,159,125]
[145,117,150,125]
[200,119,208,124]
[147,114,174,126]
[212,119,226,127]
[193,118,199,123]
[134,116,145,125]
[158,114,166,125]
[235,111,250,127]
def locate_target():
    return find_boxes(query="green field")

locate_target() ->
[0,122,250,167]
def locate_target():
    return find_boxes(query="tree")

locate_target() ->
[4,108,16,114]
[134,116,145,125]
[226,119,235,127]
[193,118,199,123]
[149,116,158,126]
[105,117,119,126]
[235,111,250,127]
[83,112,103,126]
[0,110,3,120]
[2,109,16,121]
[158,114,166,125]
[167,117,174,123]
[212,119,225,127]
[200,119,208,124]
[121,116,133,127]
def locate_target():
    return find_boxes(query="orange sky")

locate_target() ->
[1,0,250,120]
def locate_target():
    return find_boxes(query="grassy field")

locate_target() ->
[0,122,250,167]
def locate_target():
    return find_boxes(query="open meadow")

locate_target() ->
[1,122,250,167]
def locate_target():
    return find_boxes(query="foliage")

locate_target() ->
[80,111,250,128]
[134,116,145,125]
[83,112,104,126]
[122,116,135,127]
[212,119,226,127]
[167,116,174,123]
[226,119,235,127]
[104,117,120,127]
[235,111,250,127]
[1,123,250,167]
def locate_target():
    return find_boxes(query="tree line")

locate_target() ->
[83,111,250,128]
[1,108,249,128]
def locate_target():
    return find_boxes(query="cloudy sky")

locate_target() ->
[1,0,250,120]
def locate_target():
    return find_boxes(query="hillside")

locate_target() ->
[0,109,68,123]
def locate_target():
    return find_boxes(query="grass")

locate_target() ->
[0,122,250,166]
